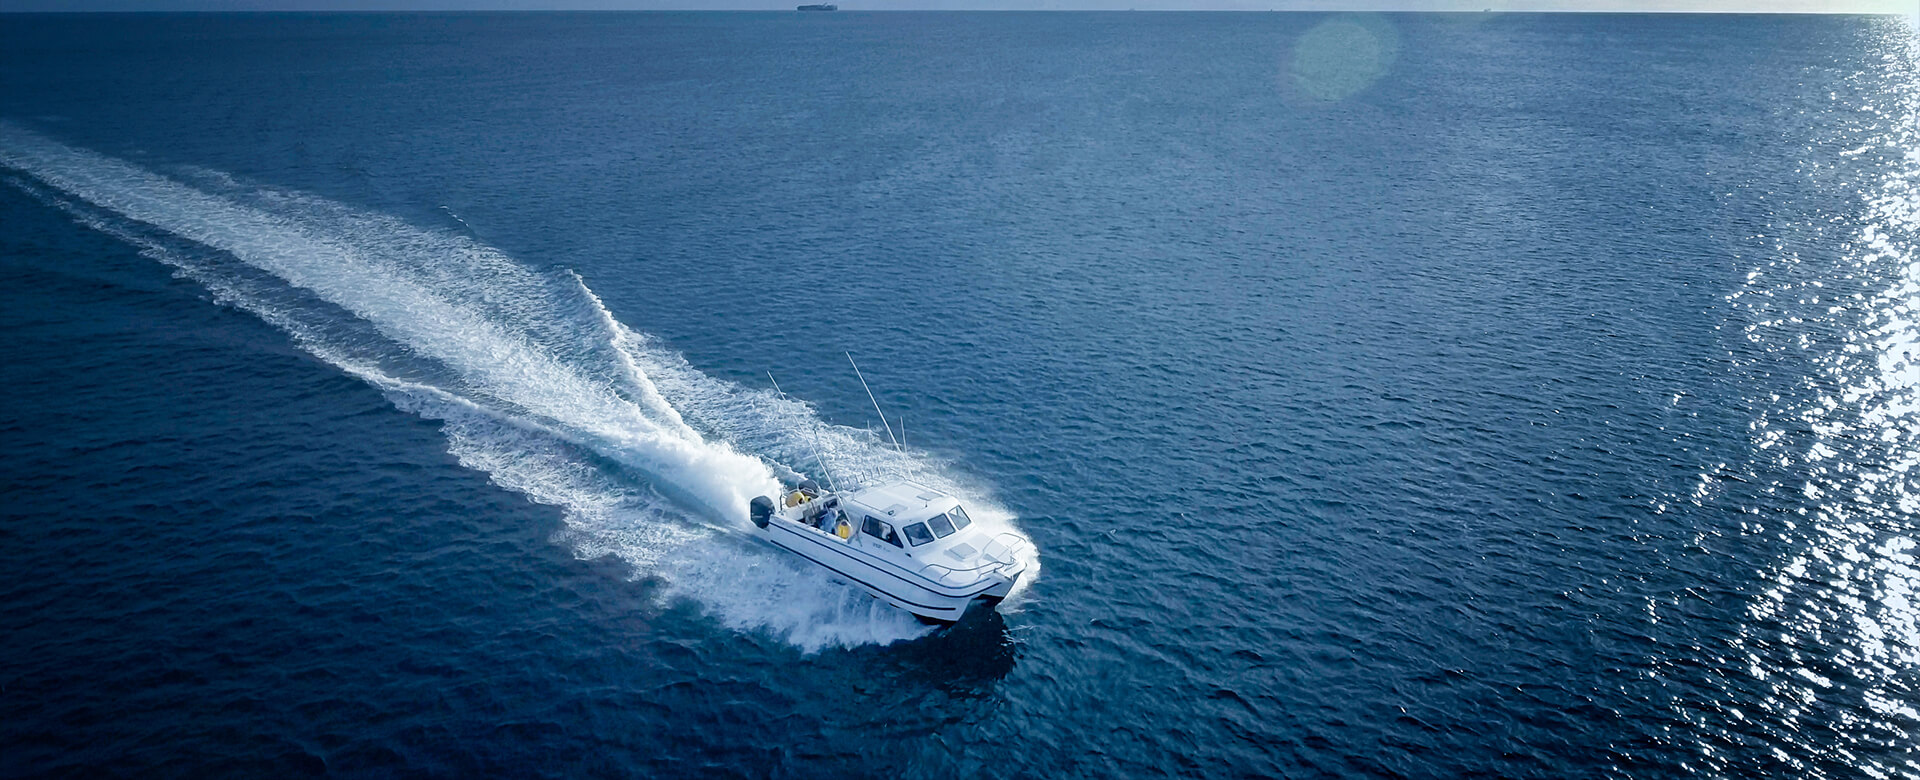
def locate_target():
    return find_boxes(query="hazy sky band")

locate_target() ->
[2,2,1913,13]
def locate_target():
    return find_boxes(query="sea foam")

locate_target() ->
[0,123,1033,651]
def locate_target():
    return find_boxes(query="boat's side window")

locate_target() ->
[927,512,957,539]
[862,516,902,548]
[949,506,973,531]
[902,522,935,547]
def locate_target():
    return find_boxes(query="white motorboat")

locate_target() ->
[749,479,1029,624]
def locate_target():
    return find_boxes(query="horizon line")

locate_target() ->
[1,7,1910,12]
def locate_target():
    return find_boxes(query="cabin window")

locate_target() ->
[949,506,973,531]
[902,522,935,547]
[862,516,902,548]
[927,512,957,539]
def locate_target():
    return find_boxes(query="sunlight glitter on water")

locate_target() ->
[1710,18,1920,779]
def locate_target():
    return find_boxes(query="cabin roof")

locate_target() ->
[846,481,958,522]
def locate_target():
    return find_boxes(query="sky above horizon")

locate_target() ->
[1,1,1914,11]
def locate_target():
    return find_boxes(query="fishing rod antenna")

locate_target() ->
[847,352,903,452]
[769,370,839,493]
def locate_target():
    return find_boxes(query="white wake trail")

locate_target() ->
[0,126,770,525]
[0,123,1032,650]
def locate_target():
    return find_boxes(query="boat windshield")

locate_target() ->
[902,522,935,546]
[949,505,973,531]
[928,512,957,539]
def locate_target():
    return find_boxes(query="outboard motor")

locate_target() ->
[750,495,775,529]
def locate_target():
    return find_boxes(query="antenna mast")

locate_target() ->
[769,371,839,493]
[847,352,902,452]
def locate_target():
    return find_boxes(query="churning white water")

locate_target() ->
[0,123,1034,651]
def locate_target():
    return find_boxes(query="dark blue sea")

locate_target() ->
[2,10,1917,779]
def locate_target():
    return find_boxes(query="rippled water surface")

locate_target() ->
[2,11,1917,779]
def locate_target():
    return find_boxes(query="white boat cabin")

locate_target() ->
[754,479,1027,621]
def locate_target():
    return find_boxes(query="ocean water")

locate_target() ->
[1,10,1917,778]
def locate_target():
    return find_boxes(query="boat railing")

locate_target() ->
[980,532,1027,560]
[915,533,1028,585]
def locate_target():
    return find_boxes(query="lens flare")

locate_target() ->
[1285,15,1400,103]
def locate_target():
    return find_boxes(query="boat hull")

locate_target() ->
[760,520,1018,624]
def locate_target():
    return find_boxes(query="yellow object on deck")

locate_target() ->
[785,491,806,508]
[835,518,852,540]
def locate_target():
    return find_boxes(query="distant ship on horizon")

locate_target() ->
[796,3,837,9]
